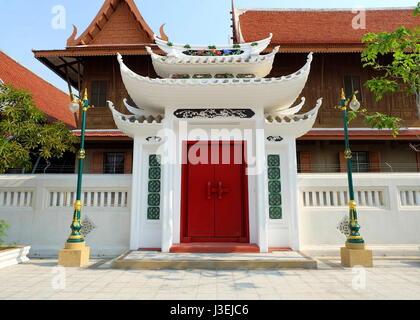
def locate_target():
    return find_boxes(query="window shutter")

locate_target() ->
[369,151,381,172]
[343,75,363,101]
[124,151,133,174]
[299,152,312,173]
[91,152,104,174]
[90,80,108,107]
[339,151,346,172]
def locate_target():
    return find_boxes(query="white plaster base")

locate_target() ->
[0,246,31,269]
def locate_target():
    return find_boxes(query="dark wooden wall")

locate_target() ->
[82,55,157,129]
[269,53,419,128]
[80,52,419,129]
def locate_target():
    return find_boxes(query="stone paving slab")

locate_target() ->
[0,257,419,300]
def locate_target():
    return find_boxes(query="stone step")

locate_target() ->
[112,251,317,270]
[169,243,261,253]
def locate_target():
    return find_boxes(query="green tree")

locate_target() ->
[361,24,420,118]
[0,83,77,174]
[0,220,9,245]
[414,2,420,16]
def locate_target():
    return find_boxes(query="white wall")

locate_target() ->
[0,175,131,257]
[299,173,420,247]
[0,173,419,257]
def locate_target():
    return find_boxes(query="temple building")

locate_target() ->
[33,1,420,175]
[11,0,417,255]
[232,7,420,173]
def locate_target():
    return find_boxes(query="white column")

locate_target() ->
[161,116,174,252]
[284,136,301,250]
[255,113,269,253]
[129,136,144,250]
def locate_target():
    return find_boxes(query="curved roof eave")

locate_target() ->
[117,52,313,113]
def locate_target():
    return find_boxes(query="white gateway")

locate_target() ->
[109,34,322,253]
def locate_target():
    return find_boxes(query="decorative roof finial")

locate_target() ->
[159,23,169,41]
[66,25,78,47]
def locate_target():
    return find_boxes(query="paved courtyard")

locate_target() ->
[0,256,419,300]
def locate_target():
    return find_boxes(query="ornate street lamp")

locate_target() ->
[58,88,92,267]
[340,89,364,244]
[339,88,373,267]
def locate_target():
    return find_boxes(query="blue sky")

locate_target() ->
[0,0,416,92]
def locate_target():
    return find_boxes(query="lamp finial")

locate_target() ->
[71,93,78,103]
[341,88,346,100]
[352,92,359,103]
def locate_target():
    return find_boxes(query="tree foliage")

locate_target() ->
[415,2,420,16]
[0,220,9,245]
[347,108,402,137]
[361,25,420,118]
[0,83,77,174]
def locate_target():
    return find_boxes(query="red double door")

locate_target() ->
[181,141,249,243]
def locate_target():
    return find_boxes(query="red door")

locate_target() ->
[181,141,249,243]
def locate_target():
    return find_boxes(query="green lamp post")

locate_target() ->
[58,88,92,267]
[339,88,373,267]
[339,88,365,244]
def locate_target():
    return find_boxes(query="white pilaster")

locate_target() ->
[161,116,174,252]
[255,112,269,253]
[284,136,301,250]
[129,136,144,250]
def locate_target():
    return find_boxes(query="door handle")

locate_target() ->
[218,181,230,199]
[207,181,218,199]
[207,181,212,199]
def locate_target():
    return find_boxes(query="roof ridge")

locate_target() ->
[236,7,416,12]
[0,50,69,97]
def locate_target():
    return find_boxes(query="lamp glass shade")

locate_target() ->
[68,101,80,113]
[349,97,361,111]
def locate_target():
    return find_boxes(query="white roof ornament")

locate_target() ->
[265,98,323,138]
[267,97,306,118]
[108,101,163,138]
[153,33,273,60]
[117,52,313,113]
[146,46,280,78]
[123,99,161,118]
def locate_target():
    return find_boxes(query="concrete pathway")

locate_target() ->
[0,257,419,300]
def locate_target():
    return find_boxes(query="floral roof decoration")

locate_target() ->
[153,33,273,59]
[183,49,244,56]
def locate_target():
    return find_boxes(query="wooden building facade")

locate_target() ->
[33,0,420,174]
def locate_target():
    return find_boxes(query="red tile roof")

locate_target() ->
[73,129,420,140]
[236,8,419,51]
[72,130,132,141]
[0,51,76,128]
[299,129,420,140]
[73,130,128,137]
